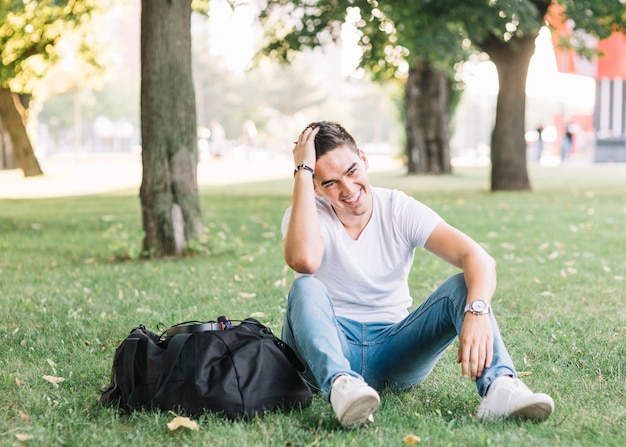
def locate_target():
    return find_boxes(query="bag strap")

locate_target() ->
[239,318,306,372]
[152,333,194,403]
[120,337,140,408]
[272,337,306,372]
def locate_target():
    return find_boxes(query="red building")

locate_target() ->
[549,5,626,162]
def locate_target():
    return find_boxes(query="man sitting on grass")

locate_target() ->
[280,121,554,427]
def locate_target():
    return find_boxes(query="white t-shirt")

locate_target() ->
[281,187,443,323]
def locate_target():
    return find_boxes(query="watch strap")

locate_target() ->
[294,164,314,176]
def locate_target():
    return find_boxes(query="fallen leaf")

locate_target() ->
[167,416,199,432]
[238,292,257,299]
[19,410,30,422]
[43,375,65,385]
[16,433,33,441]
[403,434,422,445]
[250,312,267,318]
[15,377,22,387]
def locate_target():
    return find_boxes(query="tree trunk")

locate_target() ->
[405,61,452,175]
[482,35,536,191]
[0,117,17,169]
[0,87,43,177]
[139,0,202,257]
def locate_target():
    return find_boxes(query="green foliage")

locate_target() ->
[102,220,145,261]
[551,0,626,57]
[349,0,472,81]
[558,0,626,39]
[259,0,626,81]
[0,165,625,445]
[448,0,550,43]
[0,0,104,91]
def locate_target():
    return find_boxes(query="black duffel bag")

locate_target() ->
[100,317,312,419]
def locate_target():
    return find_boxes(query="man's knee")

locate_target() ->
[291,275,322,292]
[289,276,327,303]
[441,273,468,306]
[287,276,331,314]
[450,272,467,290]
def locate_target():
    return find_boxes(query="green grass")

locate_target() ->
[1,164,624,446]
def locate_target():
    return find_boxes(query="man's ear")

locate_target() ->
[358,148,369,170]
[313,181,322,197]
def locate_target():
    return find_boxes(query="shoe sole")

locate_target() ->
[478,396,555,422]
[511,401,554,421]
[338,395,380,428]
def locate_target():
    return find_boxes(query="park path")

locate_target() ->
[0,151,401,199]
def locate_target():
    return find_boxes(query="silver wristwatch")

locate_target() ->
[464,300,490,315]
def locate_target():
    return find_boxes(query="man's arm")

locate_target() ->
[424,222,496,381]
[284,126,324,274]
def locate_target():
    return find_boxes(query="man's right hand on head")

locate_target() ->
[293,125,319,169]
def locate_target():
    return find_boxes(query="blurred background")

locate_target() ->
[9,0,626,168]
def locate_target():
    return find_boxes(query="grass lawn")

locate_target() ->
[0,163,624,446]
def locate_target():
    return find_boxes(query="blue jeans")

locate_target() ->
[281,273,516,400]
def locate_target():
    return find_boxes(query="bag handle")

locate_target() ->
[152,333,194,404]
[162,316,234,337]
[164,321,222,337]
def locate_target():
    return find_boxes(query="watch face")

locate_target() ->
[471,300,488,313]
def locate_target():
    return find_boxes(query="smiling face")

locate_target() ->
[314,145,373,224]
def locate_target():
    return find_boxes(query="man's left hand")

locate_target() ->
[457,315,493,381]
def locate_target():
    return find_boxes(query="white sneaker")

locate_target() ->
[477,376,554,421]
[330,375,380,428]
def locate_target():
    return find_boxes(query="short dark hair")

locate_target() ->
[306,121,358,159]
